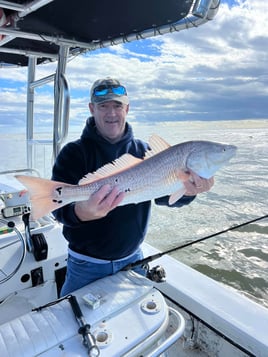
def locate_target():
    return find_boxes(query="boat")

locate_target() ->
[1,0,268,356]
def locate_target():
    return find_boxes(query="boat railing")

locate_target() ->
[0,168,40,176]
[26,49,70,174]
[133,307,186,357]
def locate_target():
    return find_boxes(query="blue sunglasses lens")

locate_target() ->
[94,85,127,96]
[94,87,108,96]
[112,86,127,95]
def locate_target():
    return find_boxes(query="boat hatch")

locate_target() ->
[0,271,185,356]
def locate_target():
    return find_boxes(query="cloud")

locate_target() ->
[0,0,267,131]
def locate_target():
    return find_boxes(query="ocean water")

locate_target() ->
[1,120,268,308]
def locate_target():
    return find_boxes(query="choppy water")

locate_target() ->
[1,120,268,308]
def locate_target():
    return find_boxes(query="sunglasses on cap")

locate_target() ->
[93,85,127,97]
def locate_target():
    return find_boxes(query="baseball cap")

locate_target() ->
[90,78,129,105]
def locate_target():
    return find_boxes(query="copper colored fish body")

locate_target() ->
[16,135,237,220]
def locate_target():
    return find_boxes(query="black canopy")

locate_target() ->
[0,0,218,66]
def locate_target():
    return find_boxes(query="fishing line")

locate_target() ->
[122,214,268,271]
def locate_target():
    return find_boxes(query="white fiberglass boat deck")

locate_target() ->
[0,270,185,357]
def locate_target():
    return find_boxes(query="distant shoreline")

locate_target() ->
[1,118,268,135]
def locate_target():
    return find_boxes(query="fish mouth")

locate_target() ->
[227,144,237,157]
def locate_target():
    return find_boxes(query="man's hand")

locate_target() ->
[74,184,125,221]
[184,171,214,196]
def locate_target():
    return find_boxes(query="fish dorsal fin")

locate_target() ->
[79,153,142,185]
[145,134,171,159]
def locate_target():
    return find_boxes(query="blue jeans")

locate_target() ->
[60,248,146,297]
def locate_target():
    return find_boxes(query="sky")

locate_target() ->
[0,0,268,132]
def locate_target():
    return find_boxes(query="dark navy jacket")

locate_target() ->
[52,117,195,260]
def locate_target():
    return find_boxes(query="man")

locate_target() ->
[52,77,214,296]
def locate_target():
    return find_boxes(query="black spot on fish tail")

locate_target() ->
[53,199,63,204]
[56,187,63,195]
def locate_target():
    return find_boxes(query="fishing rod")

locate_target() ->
[33,295,100,357]
[122,214,268,273]
[69,295,100,357]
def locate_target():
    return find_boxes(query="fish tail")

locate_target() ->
[15,175,70,220]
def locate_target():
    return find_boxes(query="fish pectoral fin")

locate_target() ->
[79,154,142,185]
[168,187,187,205]
[145,134,171,159]
[177,170,191,182]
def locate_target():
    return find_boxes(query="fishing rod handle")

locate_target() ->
[69,294,83,319]
[122,253,162,271]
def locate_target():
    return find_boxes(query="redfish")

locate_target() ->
[16,135,237,220]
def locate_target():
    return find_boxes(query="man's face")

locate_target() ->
[89,101,129,143]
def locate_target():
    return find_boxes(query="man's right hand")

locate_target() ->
[74,184,125,221]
